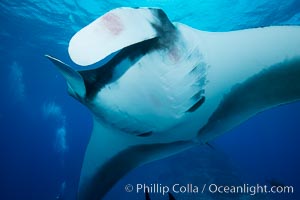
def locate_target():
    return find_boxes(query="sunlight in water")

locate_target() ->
[9,62,25,102]
[42,101,68,154]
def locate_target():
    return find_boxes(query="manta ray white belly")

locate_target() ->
[46,7,300,200]
[91,23,209,137]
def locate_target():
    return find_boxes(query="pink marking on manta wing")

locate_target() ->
[168,46,181,63]
[102,13,124,36]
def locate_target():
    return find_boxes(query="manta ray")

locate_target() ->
[45,7,300,200]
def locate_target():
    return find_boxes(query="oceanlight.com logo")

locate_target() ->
[124,183,294,196]
[207,183,294,196]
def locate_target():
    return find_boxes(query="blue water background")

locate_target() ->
[0,0,300,199]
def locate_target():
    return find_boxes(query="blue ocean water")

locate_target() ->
[0,0,299,200]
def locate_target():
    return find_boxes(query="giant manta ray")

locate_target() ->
[46,7,300,200]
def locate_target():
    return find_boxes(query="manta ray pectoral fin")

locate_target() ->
[68,7,174,66]
[45,55,86,99]
[78,118,194,200]
[198,26,300,142]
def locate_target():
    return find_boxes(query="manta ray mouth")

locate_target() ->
[79,37,159,70]
[77,38,160,100]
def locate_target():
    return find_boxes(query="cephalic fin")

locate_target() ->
[45,55,86,98]
[68,7,174,66]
